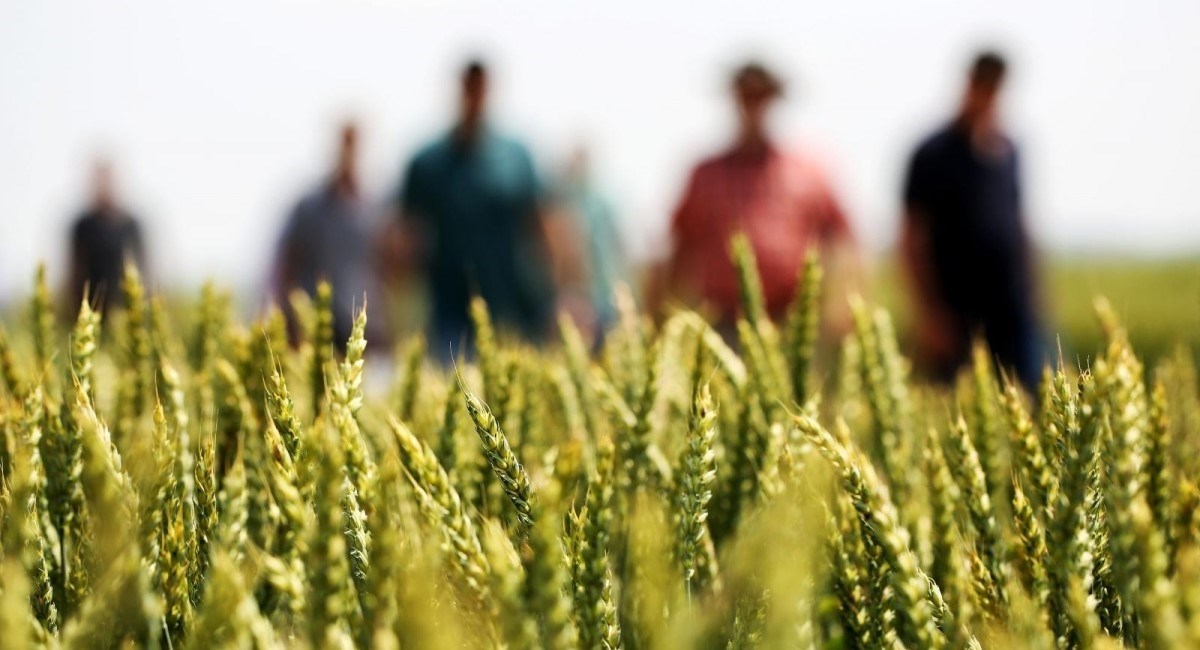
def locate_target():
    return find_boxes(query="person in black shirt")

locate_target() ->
[68,159,146,316]
[901,51,1043,390]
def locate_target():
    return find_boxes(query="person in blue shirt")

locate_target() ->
[901,51,1043,390]
[393,60,571,361]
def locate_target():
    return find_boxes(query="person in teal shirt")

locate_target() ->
[394,60,559,361]
[552,147,627,342]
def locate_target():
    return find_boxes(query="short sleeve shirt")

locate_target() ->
[670,145,851,321]
[277,183,373,336]
[71,209,143,313]
[903,122,1029,313]
[400,129,552,344]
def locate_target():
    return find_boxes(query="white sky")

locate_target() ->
[2,0,1199,301]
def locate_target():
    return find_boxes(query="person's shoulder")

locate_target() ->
[688,149,737,181]
[915,123,960,156]
[410,142,439,166]
[772,143,841,189]
[1000,132,1020,157]
[410,134,454,166]
[121,211,143,232]
[70,213,96,244]
[296,185,330,212]
[71,210,96,231]
[286,187,330,228]
[486,130,534,159]
[776,144,829,171]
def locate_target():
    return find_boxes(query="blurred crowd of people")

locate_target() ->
[65,51,1042,388]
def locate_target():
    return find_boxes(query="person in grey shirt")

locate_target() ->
[271,121,375,350]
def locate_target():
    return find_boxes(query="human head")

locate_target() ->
[731,61,783,143]
[961,50,1008,127]
[90,157,116,210]
[459,59,489,133]
[335,120,359,190]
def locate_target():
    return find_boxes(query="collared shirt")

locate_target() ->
[400,128,552,350]
[669,144,852,322]
[274,182,373,341]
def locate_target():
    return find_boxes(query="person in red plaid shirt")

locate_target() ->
[650,61,859,330]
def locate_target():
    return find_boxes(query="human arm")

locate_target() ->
[67,219,87,313]
[127,218,149,283]
[376,157,426,286]
[539,200,585,294]
[645,169,702,321]
[538,199,593,334]
[271,204,305,309]
[900,152,960,365]
[810,172,862,338]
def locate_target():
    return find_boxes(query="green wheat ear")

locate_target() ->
[676,376,718,599]
[31,262,56,380]
[311,280,335,417]
[730,232,767,328]
[459,370,536,543]
[388,416,492,606]
[0,324,27,398]
[395,333,427,423]
[795,412,948,649]
[187,551,279,649]
[785,248,823,403]
[944,413,1009,618]
[3,262,1199,650]
[305,418,357,649]
[565,435,620,649]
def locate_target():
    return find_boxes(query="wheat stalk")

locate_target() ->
[388,415,494,615]
[461,376,536,543]
[784,248,823,404]
[795,411,947,649]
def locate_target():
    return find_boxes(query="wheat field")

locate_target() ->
[1,241,1198,649]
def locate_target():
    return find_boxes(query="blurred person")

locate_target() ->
[390,59,571,361]
[650,61,858,332]
[68,158,147,316]
[901,51,1043,390]
[550,146,627,343]
[271,121,376,350]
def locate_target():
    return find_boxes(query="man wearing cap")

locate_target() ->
[651,61,858,330]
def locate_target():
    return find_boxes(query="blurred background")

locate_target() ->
[2,0,1198,364]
